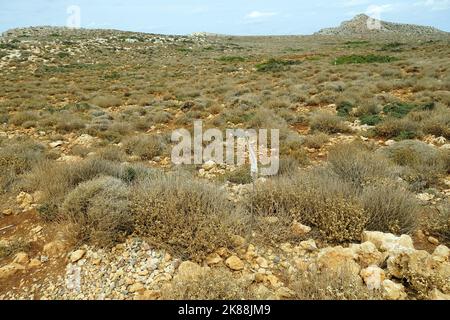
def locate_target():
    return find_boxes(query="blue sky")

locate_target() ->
[1,0,449,35]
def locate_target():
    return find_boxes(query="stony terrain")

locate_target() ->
[0,22,449,300]
[316,14,447,36]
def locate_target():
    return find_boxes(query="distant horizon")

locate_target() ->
[1,1,450,35]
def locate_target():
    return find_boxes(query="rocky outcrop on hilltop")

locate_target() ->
[315,14,447,36]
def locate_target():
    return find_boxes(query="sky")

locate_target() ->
[0,0,449,35]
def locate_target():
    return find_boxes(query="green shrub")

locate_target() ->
[256,58,301,72]
[24,159,134,220]
[334,55,398,65]
[218,56,246,63]
[360,114,382,125]
[91,95,122,108]
[375,118,420,139]
[61,176,133,247]
[336,101,353,117]
[383,103,416,118]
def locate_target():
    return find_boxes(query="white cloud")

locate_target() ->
[414,0,450,11]
[245,11,278,19]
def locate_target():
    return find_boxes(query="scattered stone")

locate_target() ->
[28,258,42,268]
[13,252,29,265]
[43,240,67,257]
[427,236,439,245]
[49,140,64,148]
[205,253,222,266]
[291,221,311,236]
[69,250,86,263]
[417,193,435,202]
[0,263,25,279]
[225,256,244,271]
[299,239,318,252]
[128,282,145,293]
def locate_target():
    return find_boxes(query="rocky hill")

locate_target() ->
[315,14,447,36]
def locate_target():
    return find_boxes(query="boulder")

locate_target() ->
[360,266,385,290]
[226,256,245,271]
[43,240,67,257]
[381,280,407,300]
[362,231,414,254]
[291,221,311,236]
[69,250,86,263]
[317,246,360,274]
[352,241,385,267]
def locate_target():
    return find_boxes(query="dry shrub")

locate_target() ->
[380,140,448,187]
[0,137,46,193]
[91,95,122,108]
[61,176,133,247]
[23,159,133,220]
[244,172,366,243]
[327,142,394,189]
[310,112,351,134]
[162,268,251,300]
[427,201,449,244]
[0,239,31,260]
[302,133,329,149]
[361,183,419,234]
[131,174,242,261]
[9,111,39,126]
[290,264,381,300]
[375,117,419,139]
[122,134,165,160]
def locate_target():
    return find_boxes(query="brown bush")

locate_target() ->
[310,112,351,134]
[361,183,419,234]
[122,134,165,160]
[61,176,133,247]
[131,174,242,261]
[290,264,381,300]
[244,172,367,243]
[327,142,394,189]
[161,268,252,300]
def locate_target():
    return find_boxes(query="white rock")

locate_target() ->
[69,250,86,263]
[202,160,216,171]
[360,266,385,290]
[381,280,407,300]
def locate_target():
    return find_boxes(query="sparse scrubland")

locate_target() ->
[0,25,449,301]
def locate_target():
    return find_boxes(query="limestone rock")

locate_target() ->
[362,231,414,253]
[291,220,311,236]
[13,252,30,265]
[43,240,67,257]
[225,256,244,271]
[69,250,86,263]
[360,266,385,290]
[429,288,450,300]
[205,253,223,266]
[128,282,145,293]
[381,280,407,300]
